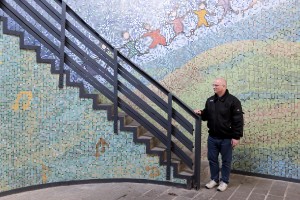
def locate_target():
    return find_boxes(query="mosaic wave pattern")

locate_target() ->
[0,22,185,192]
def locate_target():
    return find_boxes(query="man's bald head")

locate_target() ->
[213,78,227,97]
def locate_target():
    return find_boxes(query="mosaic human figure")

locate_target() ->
[216,0,239,23]
[166,6,189,43]
[142,23,167,49]
[190,2,215,35]
[119,31,146,58]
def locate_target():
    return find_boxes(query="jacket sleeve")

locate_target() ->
[231,99,244,139]
[201,100,209,121]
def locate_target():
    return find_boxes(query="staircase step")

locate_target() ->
[124,120,147,137]
[137,132,157,146]
[98,103,113,107]
[164,156,186,168]
[142,131,154,137]
[170,158,181,164]
[118,112,127,117]
[181,166,193,174]
[171,152,180,161]
[126,120,140,127]
[137,135,152,140]
[151,146,166,152]
[177,170,193,177]
[118,112,134,125]
[94,103,113,108]
[155,141,166,149]
[174,146,194,164]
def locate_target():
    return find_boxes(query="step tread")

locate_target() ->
[125,120,140,127]
[178,171,193,176]
[155,142,166,149]
[151,146,166,151]
[126,120,141,126]
[97,103,113,107]
[137,135,152,140]
[181,167,193,173]
[142,131,154,137]
[118,112,127,117]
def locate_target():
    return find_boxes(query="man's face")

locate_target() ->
[212,80,226,95]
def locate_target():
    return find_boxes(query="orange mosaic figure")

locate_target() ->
[142,23,167,49]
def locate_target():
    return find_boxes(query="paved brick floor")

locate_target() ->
[0,173,300,200]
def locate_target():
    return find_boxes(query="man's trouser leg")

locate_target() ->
[220,138,233,184]
[207,136,220,182]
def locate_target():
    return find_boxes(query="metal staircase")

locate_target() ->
[0,0,202,189]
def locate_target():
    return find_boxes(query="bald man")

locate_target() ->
[194,78,244,192]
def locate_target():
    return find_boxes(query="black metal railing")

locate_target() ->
[0,0,202,189]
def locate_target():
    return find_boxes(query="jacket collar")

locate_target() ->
[214,89,229,102]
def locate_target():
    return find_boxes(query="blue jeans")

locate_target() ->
[207,136,233,184]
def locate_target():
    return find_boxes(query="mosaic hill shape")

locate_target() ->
[158,39,300,178]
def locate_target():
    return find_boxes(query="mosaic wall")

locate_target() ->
[0,22,185,192]
[61,0,300,179]
[0,0,300,189]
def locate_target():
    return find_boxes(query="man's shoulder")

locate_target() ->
[227,93,240,101]
[227,94,242,108]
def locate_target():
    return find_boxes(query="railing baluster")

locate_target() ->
[194,116,201,189]
[113,49,118,134]
[59,1,66,88]
[167,93,173,180]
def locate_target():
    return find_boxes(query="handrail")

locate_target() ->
[0,0,201,189]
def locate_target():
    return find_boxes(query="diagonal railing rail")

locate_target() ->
[0,0,202,189]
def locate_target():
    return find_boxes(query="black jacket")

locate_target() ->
[201,89,244,139]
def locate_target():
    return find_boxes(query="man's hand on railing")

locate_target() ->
[194,109,202,115]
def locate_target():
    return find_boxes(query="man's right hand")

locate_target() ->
[194,109,201,115]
